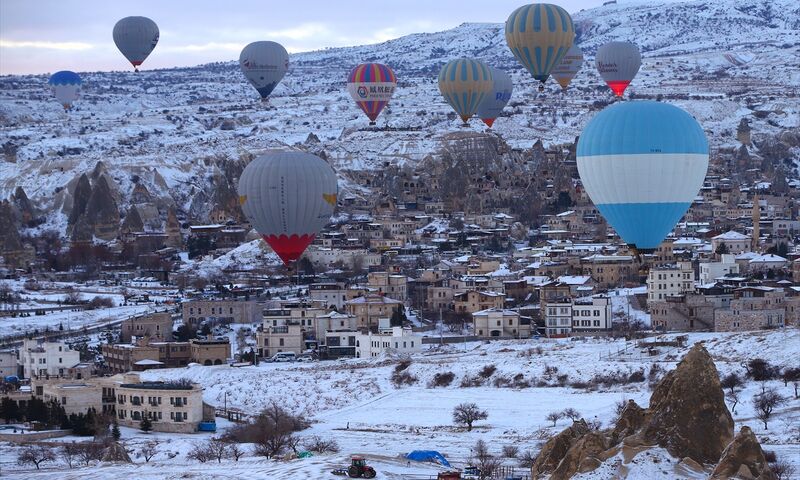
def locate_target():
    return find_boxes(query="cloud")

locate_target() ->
[0,39,95,51]
[160,42,244,53]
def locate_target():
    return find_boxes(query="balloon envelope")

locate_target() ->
[240,41,289,100]
[595,41,641,96]
[551,44,583,90]
[505,3,574,85]
[576,101,708,251]
[347,63,397,123]
[48,71,81,110]
[113,16,159,70]
[238,152,338,265]
[438,58,493,123]
[476,68,513,128]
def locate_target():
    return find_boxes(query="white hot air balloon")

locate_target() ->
[476,67,513,128]
[552,44,583,90]
[595,41,641,97]
[48,71,81,110]
[239,41,289,101]
[113,16,159,72]
[238,151,338,265]
[576,101,709,252]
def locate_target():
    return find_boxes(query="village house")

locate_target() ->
[257,324,305,358]
[698,254,739,284]
[471,308,531,338]
[580,254,636,288]
[182,299,261,328]
[714,286,786,332]
[646,262,694,302]
[571,295,613,332]
[19,339,81,379]
[344,294,404,331]
[120,312,174,343]
[367,271,408,302]
[711,230,751,254]
[355,326,424,358]
[453,290,505,314]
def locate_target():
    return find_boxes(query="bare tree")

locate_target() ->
[561,408,581,421]
[206,438,230,463]
[546,411,564,427]
[286,435,302,455]
[228,443,245,461]
[720,372,743,394]
[725,388,741,415]
[472,439,501,480]
[17,444,55,470]
[518,450,536,468]
[453,403,489,432]
[140,440,159,463]
[60,443,80,469]
[187,442,211,463]
[76,442,104,466]
[752,388,786,430]
[303,435,340,454]
[771,458,797,480]
[501,445,519,458]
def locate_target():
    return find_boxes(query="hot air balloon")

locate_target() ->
[595,41,641,97]
[505,3,574,91]
[113,16,159,72]
[551,44,583,90]
[238,151,338,266]
[576,101,708,253]
[438,58,493,125]
[476,68,513,128]
[239,41,289,101]
[347,63,397,125]
[48,71,81,110]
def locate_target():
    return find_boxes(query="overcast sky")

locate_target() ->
[1,0,663,75]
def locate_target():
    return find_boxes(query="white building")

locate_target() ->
[355,327,423,358]
[544,300,573,337]
[309,283,349,309]
[748,254,788,273]
[699,254,740,284]
[711,231,751,255]
[647,262,694,302]
[0,350,17,377]
[305,247,381,269]
[19,339,80,378]
[571,296,613,332]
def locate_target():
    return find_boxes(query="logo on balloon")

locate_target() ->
[357,86,368,99]
[322,193,337,206]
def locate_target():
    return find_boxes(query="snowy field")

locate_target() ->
[2,328,797,479]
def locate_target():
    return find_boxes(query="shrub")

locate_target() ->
[628,369,646,383]
[745,358,778,381]
[304,435,340,454]
[394,360,412,373]
[391,370,418,387]
[460,375,484,388]
[502,445,519,458]
[479,364,497,378]
[429,371,455,388]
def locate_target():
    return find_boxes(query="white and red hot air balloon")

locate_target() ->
[595,41,641,97]
[238,151,338,266]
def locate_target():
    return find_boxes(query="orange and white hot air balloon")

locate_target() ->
[238,151,338,266]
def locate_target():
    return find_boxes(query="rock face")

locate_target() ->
[531,419,590,477]
[0,200,22,252]
[531,343,752,479]
[710,427,777,480]
[165,207,182,248]
[84,175,120,241]
[13,186,37,226]
[100,441,132,463]
[68,173,92,227]
[642,343,734,464]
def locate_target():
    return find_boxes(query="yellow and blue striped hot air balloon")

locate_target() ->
[505,3,574,89]
[438,58,493,125]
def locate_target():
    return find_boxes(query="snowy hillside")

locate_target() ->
[1,0,799,230]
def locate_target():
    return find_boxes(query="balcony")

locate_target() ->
[174,400,184,407]
[131,399,141,406]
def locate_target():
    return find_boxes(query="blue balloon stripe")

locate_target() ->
[597,202,691,250]
[533,5,541,32]
[545,4,556,32]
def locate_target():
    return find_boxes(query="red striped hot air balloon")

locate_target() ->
[347,63,397,125]
[238,151,338,266]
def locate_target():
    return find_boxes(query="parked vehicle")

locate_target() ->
[271,352,296,362]
[296,354,314,362]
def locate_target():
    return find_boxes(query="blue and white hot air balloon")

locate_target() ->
[48,71,82,110]
[576,101,708,252]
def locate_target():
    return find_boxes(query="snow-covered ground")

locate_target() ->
[4,329,796,479]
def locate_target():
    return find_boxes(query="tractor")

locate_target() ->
[347,456,376,478]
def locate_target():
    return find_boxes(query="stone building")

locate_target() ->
[120,312,174,343]
[647,262,694,303]
[472,308,531,338]
[19,339,81,379]
[344,294,404,330]
[714,287,785,332]
[182,299,261,327]
[453,290,505,314]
